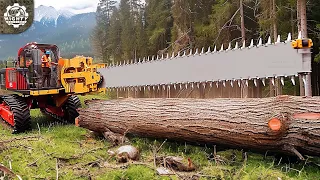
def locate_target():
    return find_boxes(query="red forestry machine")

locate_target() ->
[0,42,105,133]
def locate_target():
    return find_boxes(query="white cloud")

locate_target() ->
[35,0,100,14]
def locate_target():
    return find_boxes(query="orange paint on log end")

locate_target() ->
[75,117,79,127]
[293,113,320,120]
[268,118,282,131]
[276,95,290,101]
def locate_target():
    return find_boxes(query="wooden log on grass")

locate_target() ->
[77,95,320,160]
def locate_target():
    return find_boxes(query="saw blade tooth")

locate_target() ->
[276,35,281,44]
[298,31,302,39]
[177,51,181,57]
[223,81,226,87]
[262,79,266,86]
[197,82,200,89]
[206,46,211,54]
[168,85,171,90]
[158,85,160,90]
[238,80,241,87]
[280,77,285,86]
[189,49,193,56]
[291,76,296,86]
[210,82,213,88]
[171,52,175,58]
[246,80,249,87]
[161,54,164,59]
[119,61,122,66]
[271,78,275,86]
[249,39,254,48]
[302,75,307,86]
[230,80,233,87]
[183,51,186,57]
[254,79,257,87]
[195,49,199,55]
[258,38,262,47]
[216,82,219,88]
[219,44,224,52]
[203,82,206,89]
[157,55,160,60]
[180,84,182,89]
[185,83,188,89]
[234,42,239,49]
[201,47,204,54]
[241,40,246,49]
[267,36,272,45]
[174,84,176,90]
[191,83,194,89]
[286,33,292,42]
[152,55,155,60]
[166,53,169,59]
[148,86,150,91]
[227,43,231,51]
[213,46,217,53]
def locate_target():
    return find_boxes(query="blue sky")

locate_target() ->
[35,0,100,14]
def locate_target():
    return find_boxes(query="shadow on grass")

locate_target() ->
[30,109,70,132]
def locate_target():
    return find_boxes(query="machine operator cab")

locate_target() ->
[0,42,61,93]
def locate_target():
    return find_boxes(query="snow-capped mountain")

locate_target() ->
[34,5,75,25]
[0,5,96,59]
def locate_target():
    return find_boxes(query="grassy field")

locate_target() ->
[0,94,318,179]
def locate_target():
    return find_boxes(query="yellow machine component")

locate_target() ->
[53,94,70,107]
[59,56,106,94]
[292,38,313,49]
[30,88,63,96]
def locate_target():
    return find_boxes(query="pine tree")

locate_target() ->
[145,0,173,55]
[107,8,123,63]
[91,0,117,63]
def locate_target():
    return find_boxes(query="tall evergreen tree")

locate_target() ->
[107,8,123,63]
[91,0,117,63]
[145,0,173,55]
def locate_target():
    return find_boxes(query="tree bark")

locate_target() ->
[297,0,301,33]
[78,96,320,159]
[239,0,249,98]
[300,0,307,38]
[297,0,305,96]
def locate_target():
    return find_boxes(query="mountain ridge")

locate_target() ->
[34,5,75,25]
[0,5,96,59]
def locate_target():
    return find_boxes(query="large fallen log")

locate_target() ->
[77,96,320,159]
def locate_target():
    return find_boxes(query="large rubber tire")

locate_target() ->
[63,95,81,123]
[1,95,31,133]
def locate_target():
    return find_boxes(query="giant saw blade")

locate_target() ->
[98,35,312,89]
